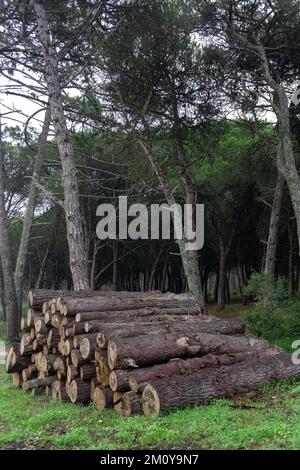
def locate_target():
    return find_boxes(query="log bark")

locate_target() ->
[118,392,142,417]
[63,297,199,317]
[67,365,79,384]
[94,317,245,349]
[70,349,85,368]
[22,376,56,391]
[12,372,23,387]
[80,363,96,381]
[6,345,31,373]
[69,379,91,403]
[22,365,38,382]
[108,332,268,369]
[93,386,113,410]
[142,353,300,416]
[128,348,281,393]
[95,350,110,386]
[80,335,97,360]
[28,289,108,310]
[27,309,43,328]
[47,329,60,348]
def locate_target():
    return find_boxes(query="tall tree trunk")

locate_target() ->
[148,247,163,291]
[0,116,19,340]
[264,170,285,275]
[112,240,119,291]
[33,0,90,290]
[14,105,51,313]
[35,243,51,289]
[217,237,226,310]
[255,44,300,258]
[160,255,168,292]
[0,264,6,321]
[90,238,98,291]
[288,222,295,296]
[138,139,206,313]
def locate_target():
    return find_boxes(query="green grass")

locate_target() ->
[0,366,299,450]
[1,301,300,450]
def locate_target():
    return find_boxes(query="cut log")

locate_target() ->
[57,371,66,380]
[95,350,110,386]
[93,386,113,410]
[62,297,200,317]
[20,336,34,356]
[79,334,98,360]
[6,345,31,373]
[26,309,43,328]
[109,369,136,392]
[53,356,66,373]
[39,354,57,374]
[107,332,268,370]
[73,322,87,335]
[22,376,56,391]
[63,339,74,356]
[44,311,51,326]
[65,328,74,338]
[71,349,85,368]
[80,363,96,381]
[128,348,281,392]
[52,380,61,400]
[21,317,30,332]
[22,365,38,382]
[73,334,96,349]
[94,317,246,349]
[12,372,23,387]
[28,289,112,310]
[68,379,91,403]
[32,336,44,352]
[119,392,143,417]
[113,392,123,413]
[90,377,99,401]
[67,365,79,384]
[142,353,300,416]
[47,329,60,349]
[51,314,61,330]
[34,318,48,335]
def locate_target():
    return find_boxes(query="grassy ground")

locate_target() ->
[0,302,300,450]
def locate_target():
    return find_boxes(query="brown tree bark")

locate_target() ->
[76,305,200,323]
[6,345,31,373]
[33,0,90,290]
[93,385,113,410]
[128,347,281,393]
[138,140,206,312]
[15,105,51,314]
[68,379,91,403]
[264,170,285,275]
[94,316,245,349]
[142,353,300,416]
[63,296,199,317]
[107,332,268,369]
[0,116,19,340]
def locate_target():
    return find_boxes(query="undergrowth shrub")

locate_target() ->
[243,273,300,351]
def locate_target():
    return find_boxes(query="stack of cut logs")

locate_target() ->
[5,289,300,416]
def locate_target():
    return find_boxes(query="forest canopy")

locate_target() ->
[0,0,300,340]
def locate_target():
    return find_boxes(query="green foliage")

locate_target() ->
[242,273,298,351]
[243,273,289,309]
[243,299,300,352]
